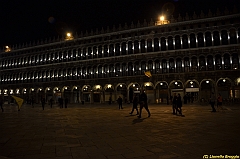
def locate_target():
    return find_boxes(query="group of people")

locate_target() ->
[209,93,223,112]
[172,93,183,115]
[117,91,151,118]
[40,97,69,110]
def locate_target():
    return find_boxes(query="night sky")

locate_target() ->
[1,0,240,47]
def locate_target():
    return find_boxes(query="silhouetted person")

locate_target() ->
[41,97,45,110]
[166,95,169,105]
[183,94,188,104]
[129,94,139,115]
[176,93,182,115]
[109,96,112,105]
[58,97,63,108]
[65,98,68,108]
[187,93,191,103]
[0,96,3,112]
[117,96,123,109]
[172,93,177,115]
[217,93,224,111]
[209,92,216,112]
[49,98,53,108]
[138,91,151,118]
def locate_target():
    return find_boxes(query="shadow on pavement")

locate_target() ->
[132,117,148,124]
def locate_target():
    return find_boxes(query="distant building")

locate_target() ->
[0,8,240,105]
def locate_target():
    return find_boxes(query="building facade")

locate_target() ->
[1,9,240,105]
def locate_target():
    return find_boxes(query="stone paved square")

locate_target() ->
[0,103,239,159]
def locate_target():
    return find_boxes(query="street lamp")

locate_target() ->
[155,15,170,25]
[65,32,73,40]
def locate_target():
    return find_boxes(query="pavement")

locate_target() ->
[0,103,239,159]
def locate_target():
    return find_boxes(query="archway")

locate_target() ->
[200,79,215,101]
[128,83,141,103]
[72,86,81,103]
[116,83,127,103]
[143,82,154,104]
[155,81,168,104]
[184,80,200,103]
[216,78,232,103]
[169,80,184,98]
[82,85,91,103]
[104,84,114,104]
[92,85,102,103]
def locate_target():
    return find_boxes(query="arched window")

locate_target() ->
[109,64,114,77]
[128,62,133,76]
[175,35,181,50]
[160,37,166,51]
[191,57,198,72]
[104,45,108,57]
[87,47,92,59]
[115,63,120,77]
[109,44,114,57]
[232,53,239,69]
[121,42,126,55]
[169,58,175,73]
[128,41,133,54]
[93,47,97,59]
[147,39,152,52]
[176,58,182,72]
[162,59,167,73]
[205,32,212,47]
[207,55,214,71]
[134,62,140,75]
[229,29,237,44]
[115,43,120,56]
[98,46,102,58]
[154,38,159,52]
[155,60,160,74]
[140,40,146,53]
[134,40,139,54]
[215,54,222,70]
[213,31,220,46]
[122,63,127,76]
[141,61,146,74]
[82,48,87,60]
[190,33,196,48]
[221,30,228,45]
[98,65,102,78]
[168,36,174,50]
[224,54,231,70]
[182,34,189,49]
[103,65,108,78]
[199,56,206,71]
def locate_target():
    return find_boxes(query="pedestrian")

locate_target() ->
[138,91,151,118]
[60,97,63,108]
[109,96,112,105]
[65,98,68,108]
[172,93,177,115]
[217,93,224,111]
[183,94,188,104]
[176,93,182,115]
[209,92,216,112]
[49,98,53,108]
[31,97,34,108]
[129,94,139,115]
[41,97,45,110]
[0,96,4,112]
[117,96,123,109]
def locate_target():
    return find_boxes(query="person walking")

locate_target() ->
[217,93,223,111]
[176,93,182,115]
[65,98,68,108]
[49,98,53,108]
[209,92,216,112]
[0,96,4,112]
[117,96,123,109]
[129,94,139,115]
[138,91,151,118]
[172,93,177,115]
[41,97,45,110]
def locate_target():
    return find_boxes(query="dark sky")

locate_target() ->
[1,0,239,47]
